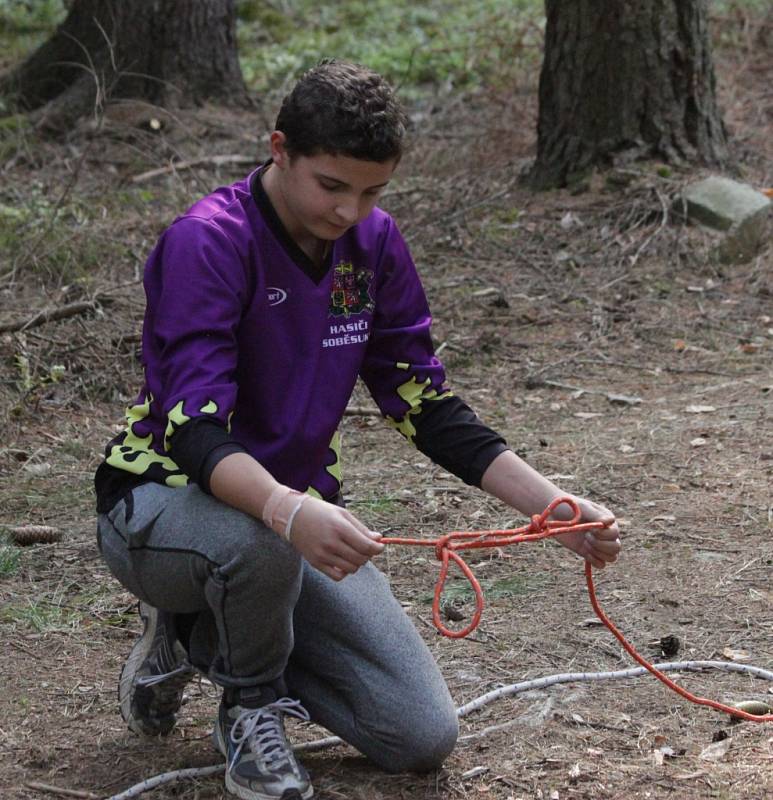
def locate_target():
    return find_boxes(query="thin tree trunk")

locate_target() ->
[529,0,728,189]
[0,0,249,130]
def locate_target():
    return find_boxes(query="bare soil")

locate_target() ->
[1,15,772,800]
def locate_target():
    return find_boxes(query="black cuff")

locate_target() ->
[410,395,509,487]
[169,417,247,492]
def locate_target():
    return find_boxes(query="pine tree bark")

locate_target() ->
[529,0,728,188]
[0,0,249,130]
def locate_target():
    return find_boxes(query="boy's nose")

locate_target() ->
[334,199,359,225]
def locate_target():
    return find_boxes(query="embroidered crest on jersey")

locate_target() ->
[329,261,374,318]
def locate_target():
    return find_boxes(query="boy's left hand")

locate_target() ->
[552,496,621,569]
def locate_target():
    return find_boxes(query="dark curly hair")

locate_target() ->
[275,59,407,162]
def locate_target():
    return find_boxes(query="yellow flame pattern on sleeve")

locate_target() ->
[325,430,342,485]
[163,400,191,452]
[105,393,187,486]
[386,365,452,444]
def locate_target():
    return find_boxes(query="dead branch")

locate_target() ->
[0,295,114,334]
[24,782,99,800]
[343,406,381,417]
[130,154,257,184]
[105,660,773,799]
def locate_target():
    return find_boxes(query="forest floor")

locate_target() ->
[1,15,772,800]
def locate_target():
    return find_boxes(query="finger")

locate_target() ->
[586,539,621,563]
[591,522,620,540]
[322,541,371,571]
[341,524,385,557]
[341,508,373,537]
[321,563,348,581]
[585,529,620,549]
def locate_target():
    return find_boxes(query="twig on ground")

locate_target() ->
[343,406,381,417]
[0,295,114,334]
[104,765,225,800]
[105,660,773,800]
[130,154,257,184]
[24,782,100,799]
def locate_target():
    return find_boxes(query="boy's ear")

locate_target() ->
[269,131,290,169]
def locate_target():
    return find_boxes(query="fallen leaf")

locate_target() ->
[685,405,716,413]
[673,339,687,351]
[699,738,731,761]
[577,618,604,627]
[675,770,709,780]
[663,483,682,492]
[607,393,643,406]
[23,461,52,475]
[690,437,708,447]
[740,343,759,354]
[461,766,489,780]
[619,444,635,453]
[651,515,676,522]
[560,211,581,229]
[732,700,772,716]
[722,647,751,661]
[574,412,603,419]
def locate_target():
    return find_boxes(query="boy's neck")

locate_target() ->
[261,163,330,268]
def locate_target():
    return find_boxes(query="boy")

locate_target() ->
[95,59,621,800]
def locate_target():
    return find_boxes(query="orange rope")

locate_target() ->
[381,496,773,723]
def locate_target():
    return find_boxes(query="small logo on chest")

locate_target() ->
[267,287,287,306]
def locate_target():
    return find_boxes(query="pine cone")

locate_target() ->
[9,525,62,546]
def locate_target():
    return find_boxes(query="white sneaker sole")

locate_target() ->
[213,716,313,800]
[119,601,158,735]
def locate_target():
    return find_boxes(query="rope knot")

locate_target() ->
[434,534,453,562]
[528,513,544,533]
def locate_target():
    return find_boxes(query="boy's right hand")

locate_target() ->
[289,496,383,581]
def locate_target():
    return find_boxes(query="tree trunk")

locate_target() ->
[0,0,249,130]
[529,0,728,189]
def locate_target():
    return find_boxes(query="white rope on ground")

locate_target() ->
[106,660,773,800]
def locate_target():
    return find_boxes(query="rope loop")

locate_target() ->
[381,497,773,723]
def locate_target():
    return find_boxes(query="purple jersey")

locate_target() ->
[100,169,450,502]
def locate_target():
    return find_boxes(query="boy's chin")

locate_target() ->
[319,220,351,239]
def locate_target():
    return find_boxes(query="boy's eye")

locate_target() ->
[320,181,341,191]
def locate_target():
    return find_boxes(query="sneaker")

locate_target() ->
[118,601,196,736]
[214,694,313,800]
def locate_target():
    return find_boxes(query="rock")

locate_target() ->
[680,175,771,264]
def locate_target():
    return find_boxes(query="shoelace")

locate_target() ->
[229,698,311,771]
[136,662,194,688]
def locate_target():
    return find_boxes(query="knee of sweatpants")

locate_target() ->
[211,509,302,587]
[376,703,459,774]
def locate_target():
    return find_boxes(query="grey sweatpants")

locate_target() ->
[97,482,458,772]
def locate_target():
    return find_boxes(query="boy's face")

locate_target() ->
[269,132,396,244]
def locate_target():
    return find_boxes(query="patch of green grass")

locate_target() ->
[423,571,547,604]
[0,596,80,633]
[350,495,400,516]
[0,182,113,284]
[0,533,20,577]
[0,471,92,520]
[237,0,544,99]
